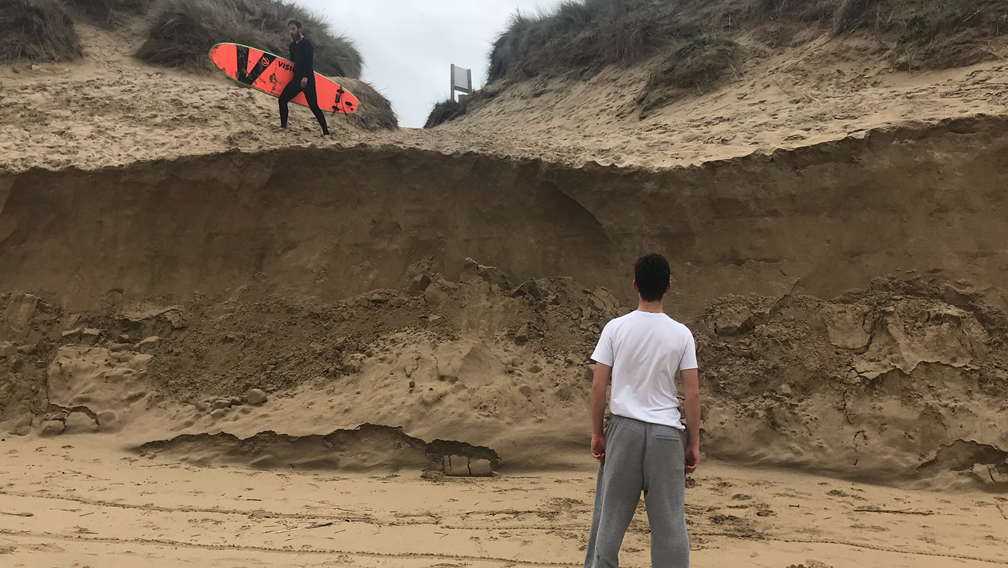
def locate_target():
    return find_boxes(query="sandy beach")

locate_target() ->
[3,435,1006,568]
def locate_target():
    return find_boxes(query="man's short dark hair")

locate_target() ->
[287,20,302,29]
[634,254,671,302]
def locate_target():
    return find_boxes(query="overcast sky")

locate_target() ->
[298,0,562,128]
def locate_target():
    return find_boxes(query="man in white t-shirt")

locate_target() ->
[583,253,700,568]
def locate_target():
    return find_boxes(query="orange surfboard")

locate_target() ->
[209,42,359,114]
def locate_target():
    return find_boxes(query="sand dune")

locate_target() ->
[2,6,1008,567]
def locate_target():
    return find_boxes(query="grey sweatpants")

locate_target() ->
[584,415,689,568]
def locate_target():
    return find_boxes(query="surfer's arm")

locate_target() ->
[291,42,309,79]
[303,40,315,76]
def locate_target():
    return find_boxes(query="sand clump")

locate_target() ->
[138,423,499,474]
[0,292,59,422]
[245,388,267,405]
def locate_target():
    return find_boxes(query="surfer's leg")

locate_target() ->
[278,80,300,128]
[303,80,330,136]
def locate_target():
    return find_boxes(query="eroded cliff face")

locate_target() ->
[1,118,1006,486]
[2,116,1007,316]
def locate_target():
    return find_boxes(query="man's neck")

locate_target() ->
[294,34,304,43]
[636,300,664,314]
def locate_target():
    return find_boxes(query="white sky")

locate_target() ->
[298,0,563,128]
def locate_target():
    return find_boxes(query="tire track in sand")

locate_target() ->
[0,529,581,567]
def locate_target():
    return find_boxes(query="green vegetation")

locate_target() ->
[488,0,1008,83]
[833,0,1008,68]
[487,0,699,83]
[136,0,363,78]
[0,0,82,62]
[636,36,740,116]
[896,1,1006,43]
[423,89,497,129]
[424,99,466,129]
[832,0,877,34]
[340,78,398,131]
[68,0,152,26]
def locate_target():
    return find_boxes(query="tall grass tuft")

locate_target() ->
[637,36,740,115]
[67,0,153,26]
[340,78,398,131]
[0,0,83,62]
[136,0,363,79]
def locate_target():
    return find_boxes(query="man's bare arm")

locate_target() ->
[590,363,612,461]
[681,368,701,473]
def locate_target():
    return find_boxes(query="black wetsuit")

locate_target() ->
[279,36,329,135]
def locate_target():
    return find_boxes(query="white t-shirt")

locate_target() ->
[591,311,698,430]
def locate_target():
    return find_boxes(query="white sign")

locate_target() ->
[453,66,470,91]
[450,64,472,102]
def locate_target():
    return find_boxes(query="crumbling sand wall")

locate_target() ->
[2,117,1008,486]
[2,117,1007,317]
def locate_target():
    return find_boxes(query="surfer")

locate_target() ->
[584,253,700,568]
[280,20,330,136]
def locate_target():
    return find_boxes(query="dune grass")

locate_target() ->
[423,89,498,129]
[487,0,1008,84]
[830,0,1008,68]
[67,0,152,26]
[0,0,82,62]
[340,78,398,131]
[832,0,877,34]
[636,36,741,116]
[136,0,363,79]
[894,0,1007,44]
[487,0,697,84]
[424,99,466,129]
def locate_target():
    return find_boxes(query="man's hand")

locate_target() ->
[590,363,612,464]
[681,368,701,474]
[591,433,606,462]
[685,444,700,474]
[300,77,308,88]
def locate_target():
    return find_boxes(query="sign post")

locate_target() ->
[450,64,473,102]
